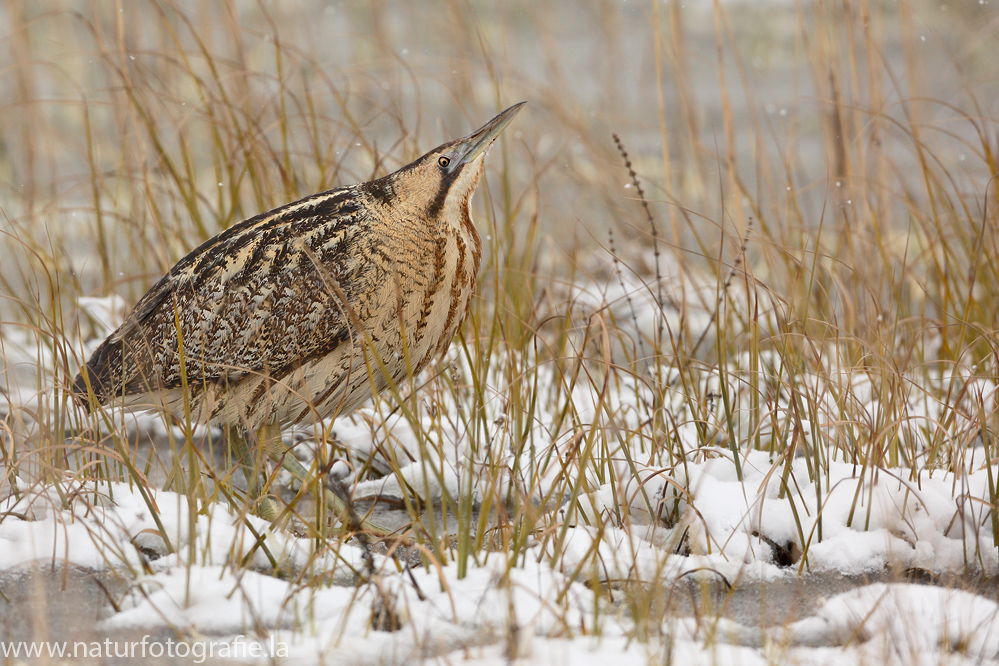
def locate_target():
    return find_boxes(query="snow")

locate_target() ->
[0,478,374,580]
[2,461,996,664]
[777,584,999,664]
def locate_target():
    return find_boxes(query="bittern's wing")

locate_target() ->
[74,185,372,407]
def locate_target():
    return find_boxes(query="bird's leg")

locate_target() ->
[228,425,280,521]
[229,421,392,536]
[261,431,394,537]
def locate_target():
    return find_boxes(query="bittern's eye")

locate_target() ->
[438,156,451,168]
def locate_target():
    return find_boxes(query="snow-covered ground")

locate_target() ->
[2,288,998,665]
[1,479,997,664]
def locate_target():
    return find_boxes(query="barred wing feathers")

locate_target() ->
[73,185,370,419]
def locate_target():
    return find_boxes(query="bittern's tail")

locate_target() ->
[71,372,94,412]
[72,337,123,412]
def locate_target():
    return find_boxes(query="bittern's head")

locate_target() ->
[370,102,526,221]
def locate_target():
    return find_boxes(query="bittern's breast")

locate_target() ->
[361,205,482,383]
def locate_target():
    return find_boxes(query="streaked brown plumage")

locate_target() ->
[73,103,524,438]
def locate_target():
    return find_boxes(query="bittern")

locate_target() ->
[73,102,525,528]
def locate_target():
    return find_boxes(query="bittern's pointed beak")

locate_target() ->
[450,102,526,170]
